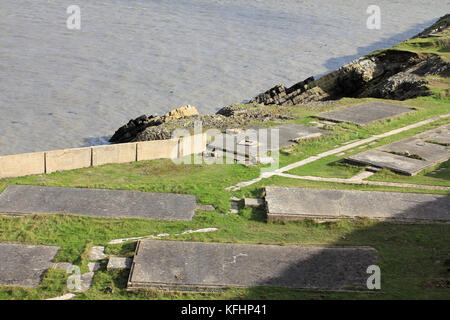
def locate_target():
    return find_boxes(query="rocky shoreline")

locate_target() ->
[110,14,449,144]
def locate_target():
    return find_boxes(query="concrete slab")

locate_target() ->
[244,198,265,207]
[347,149,433,175]
[0,185,198,221]
[77,272,94,292]
[346,124,450,175]
[378,137,449,163]
[317,102,413,125]
[264,187,450,222]
[107,257,132,270]
[208,124,326,158]
[415,124,450,146]
[46,293,76,300]
[53,262,73,271]
[0,243,59,287]
[89,246,107,261]
[88,262,101,272]
[128,240,377,291]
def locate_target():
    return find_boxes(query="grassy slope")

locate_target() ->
[0,25,449,300]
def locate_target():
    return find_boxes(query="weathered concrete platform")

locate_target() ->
[347,125,450,175]
[127,240,377,291]
[317,102,413,125]
[415,123,450,146]
[0,244,59,287]
[347,149,433,176]
[207,123,326,158]
[265,187,450,222]
[378,137,448,163]
[0,185,198,221]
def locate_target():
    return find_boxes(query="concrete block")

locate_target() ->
[127,240,377,291]
[317,102,413,125]
[347,149,432,176]
[107,257,132,270]
[244,198,265,207]
[180,133,207,157]
[0,185,199,221]
[92,142,137,166]
[265,187,450,222]
[89,246,107,261]
[45,147,91,173]
[137,139,178,161]
[378,138,449,163]
[0,152,45,179]
[0,243,60,287]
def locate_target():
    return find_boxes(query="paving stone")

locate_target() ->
[230,201,239,214]
[347,149,432,175]
[265,187,450,222]
[244,198,265,207]
[90,246,107,261]
[45,293,76,300]
[53,262,74,271]
[317,102,413,125]
[77,272,95,292]
[107,257,132,270]
[0,244,59,287]
[180,228,219,235]
[196,204,216,211]
[88,262,101,272]
[0,185,198,221]
[127,240,377,291]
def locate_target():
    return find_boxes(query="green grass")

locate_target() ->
[276,97,450,168]
[0,41,449,300]
[235,175,450,199]
[0,210,449,300]
[0,159,260,214]
[393,37,450,60]
[368,160,450,187]
[287,116,450,183]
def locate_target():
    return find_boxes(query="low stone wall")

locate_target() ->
[0,152,45,179]
[0,133,207,179]
[46,147,92,174]
[179,133,207,157]
[137,139,179,161]
[92,142,137,166]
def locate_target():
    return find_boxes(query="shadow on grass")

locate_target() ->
[423,161,450,181]
[238,190,450,299]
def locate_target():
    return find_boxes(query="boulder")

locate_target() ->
[162,105,199,121]
[361,72,430,100]
[109,105,199,143]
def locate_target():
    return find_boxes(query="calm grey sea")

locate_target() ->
[0,0,448,155]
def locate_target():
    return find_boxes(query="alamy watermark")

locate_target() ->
[366,265,381,290]
[366,5,381,30]
[67,5,81,30]
[66,265,81,291]
[170,121,280,173]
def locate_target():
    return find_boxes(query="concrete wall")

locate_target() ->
[179,133,207,157]
[0,133,207,179]
[0,152,45,179]
[92,142,137,166]
[45,147,92,174]
[137,139,179,161]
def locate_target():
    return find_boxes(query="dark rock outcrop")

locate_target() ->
[110,104,294,144]
[250,49,449,106]
[110,15,449,144]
